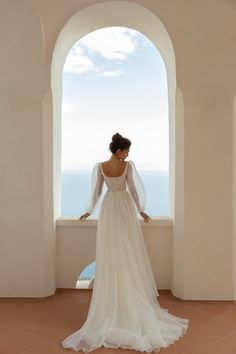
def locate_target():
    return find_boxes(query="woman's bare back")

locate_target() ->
[101,160,127,178]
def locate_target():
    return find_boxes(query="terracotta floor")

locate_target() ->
[0,289,236,354]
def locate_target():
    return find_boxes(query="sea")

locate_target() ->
[61,170,170,218]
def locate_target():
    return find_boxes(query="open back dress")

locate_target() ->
[62,160,189,352]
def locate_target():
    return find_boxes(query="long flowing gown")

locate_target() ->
[62,160,189,353]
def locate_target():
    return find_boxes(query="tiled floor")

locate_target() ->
[0,289,236,354]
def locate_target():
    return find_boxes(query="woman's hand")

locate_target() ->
[139,211,151,223]
[79,212,91,221]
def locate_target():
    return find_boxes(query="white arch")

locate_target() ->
[45,0,185,297]
[51,0,177,214]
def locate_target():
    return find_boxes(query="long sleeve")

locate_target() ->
[87,162,104,214]
[126,160,146,213]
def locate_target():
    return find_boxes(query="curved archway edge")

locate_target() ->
[46,1,185,297]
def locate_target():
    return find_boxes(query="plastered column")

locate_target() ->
[0,0,56,297]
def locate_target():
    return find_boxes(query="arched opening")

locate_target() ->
[50,1,178,218]
[76,261,95,289]
[47,1,185,297]
[61,26,170,218]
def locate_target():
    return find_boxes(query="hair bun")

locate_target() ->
[112,133,123,142]
[109,133,131,154]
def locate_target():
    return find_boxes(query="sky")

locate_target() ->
[61,27,169,171]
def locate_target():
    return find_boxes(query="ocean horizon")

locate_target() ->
[61,169,170,218]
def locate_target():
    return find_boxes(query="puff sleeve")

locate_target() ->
[86,163,104,214]
[126,160,146,213]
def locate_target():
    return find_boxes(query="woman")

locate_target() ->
[62,133,189,352]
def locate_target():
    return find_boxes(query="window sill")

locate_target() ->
[56,217,173,227]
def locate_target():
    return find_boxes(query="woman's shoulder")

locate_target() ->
[100,160,130,166]
[100,160,109,166]
[98,160,134,165]
[126,160,135,166]
[96,160,134,171]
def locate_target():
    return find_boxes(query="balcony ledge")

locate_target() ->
[56,217,173,227]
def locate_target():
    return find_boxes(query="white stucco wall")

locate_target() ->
[0,0,236,299]
[0,0,49,296]
[56,219,173,290]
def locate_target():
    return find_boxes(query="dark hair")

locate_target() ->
[109,133,131,154]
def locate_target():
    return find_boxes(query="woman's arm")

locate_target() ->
[79,163,104,220]
[126,161,151,223]
[126,161,144,212]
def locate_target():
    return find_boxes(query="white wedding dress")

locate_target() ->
[62,160,189,353]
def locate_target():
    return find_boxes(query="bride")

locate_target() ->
[62,133,189,352]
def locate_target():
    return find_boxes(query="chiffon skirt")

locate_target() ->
[62,190,189,352]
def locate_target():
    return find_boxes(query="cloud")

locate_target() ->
[80,27,138,60]
[63,27,140,75]
[98,70,124,77]
[64,45,95,74]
